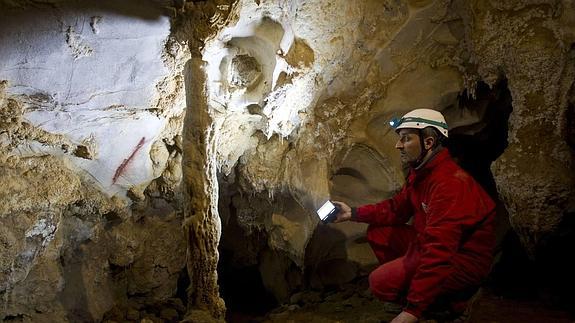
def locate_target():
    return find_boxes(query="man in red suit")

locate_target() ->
[334,109,496,323]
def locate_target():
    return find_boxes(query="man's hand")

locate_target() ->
[331,201,352,223]
[390,311,418,323]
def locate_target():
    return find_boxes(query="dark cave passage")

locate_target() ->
[447,79,513,199]
[447,79,513,252]
[218,258,279,322]
[448,79,575,319]
[217,194,279,321]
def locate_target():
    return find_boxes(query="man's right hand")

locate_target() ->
[331,201,352,223]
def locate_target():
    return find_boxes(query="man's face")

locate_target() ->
[395,129,422,166]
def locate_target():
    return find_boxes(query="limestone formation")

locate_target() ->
[181,56,226,321]
[0,1,188,321]
[0,0,574,321]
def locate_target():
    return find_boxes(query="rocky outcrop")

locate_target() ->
[457,0,575,257]
[0,0,187,198]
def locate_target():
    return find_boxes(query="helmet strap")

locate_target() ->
[414,129,443,170]
[415,129,429,167]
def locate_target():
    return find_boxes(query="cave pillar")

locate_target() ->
[458,0,575,259]
[492,121,574,258]
[491,61,575,258]
[181,55,225,321]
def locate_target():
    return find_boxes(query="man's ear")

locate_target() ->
[423,136,435,150]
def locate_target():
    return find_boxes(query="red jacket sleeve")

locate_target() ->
[353,183,413,225]
[404,180,467,318]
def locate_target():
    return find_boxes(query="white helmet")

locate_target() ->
[389,108,449,138]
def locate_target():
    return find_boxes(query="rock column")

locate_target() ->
[182,56,225,321]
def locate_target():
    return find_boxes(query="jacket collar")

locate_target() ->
[407,148,450,183]
[416,147,450,172]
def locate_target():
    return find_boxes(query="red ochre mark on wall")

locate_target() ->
[112,136,146,185]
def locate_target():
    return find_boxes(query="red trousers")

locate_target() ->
[366,225,478,313]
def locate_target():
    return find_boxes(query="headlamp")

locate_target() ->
[389,117,402,129]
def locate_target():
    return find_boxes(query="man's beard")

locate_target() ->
[400,153,420,169]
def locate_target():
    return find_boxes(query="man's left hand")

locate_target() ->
[390,311,418,323]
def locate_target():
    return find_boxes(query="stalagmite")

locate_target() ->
[181,56,226,321]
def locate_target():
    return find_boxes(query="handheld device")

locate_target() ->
[316,200,340,224]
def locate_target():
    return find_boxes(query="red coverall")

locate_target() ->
[353,149,496,318]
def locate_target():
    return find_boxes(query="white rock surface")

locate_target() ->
[0,4,182,196]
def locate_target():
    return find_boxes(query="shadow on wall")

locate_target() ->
[488,213,575,317]
[448,79,575,316]
[304,223,359,289]
[447,79,512,198]
[218,251,278,321]
[565,75,575,151]
[217,195,277,319]
[447,78,513,251]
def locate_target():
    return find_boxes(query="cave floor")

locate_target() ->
[229,281,573,323]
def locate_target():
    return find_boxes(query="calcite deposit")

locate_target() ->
[0,1,188,321]
[1,0,574,321]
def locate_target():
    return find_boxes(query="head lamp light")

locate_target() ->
[389,117,402,129]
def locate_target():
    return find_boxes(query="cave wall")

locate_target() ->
[0,1,188,321]
[1,0,574,321]
[460,0,575,257]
